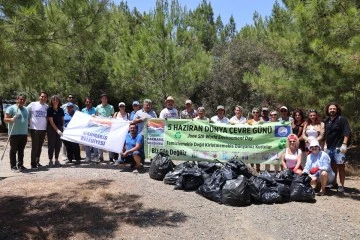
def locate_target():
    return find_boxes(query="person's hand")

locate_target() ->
[56,129,63,136]
[340,144,347,154]
[293,167,298,172]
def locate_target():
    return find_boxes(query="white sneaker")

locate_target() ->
[85,157,91,162]
[338,186,345,193]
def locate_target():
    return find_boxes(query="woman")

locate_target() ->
[114,102,130,121]
[281,134,303,175]
[303,140,335,196]
[265,110,281,172]
[63,103,81,164]
[302,109,325,150]
[194,107,209,121]
[229,105,246,124]
[247,108,261,125]
[292,109,306,151]
[47,95,64,167]
[249,108,261,172]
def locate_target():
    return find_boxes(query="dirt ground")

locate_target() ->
[0,136,359,240]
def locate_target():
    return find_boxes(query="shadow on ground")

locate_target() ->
[0,179,187,239]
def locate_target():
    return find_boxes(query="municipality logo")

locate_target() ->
[274,126,291,137]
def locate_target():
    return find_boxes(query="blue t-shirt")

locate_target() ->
[47,107,65,129]
[64,111,75,128]
[6,104,29,135]
[125,133,144,154]
[82,107,96,115]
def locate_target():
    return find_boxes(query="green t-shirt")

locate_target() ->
[95,104,114,117]
[6,104,29,135]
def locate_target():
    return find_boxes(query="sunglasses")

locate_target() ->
[252,111,259,114]
[280,109,287,112]
[119,105,125,107]
[68,96,74,99]
[270,114,277,117]
[289,141,296,143]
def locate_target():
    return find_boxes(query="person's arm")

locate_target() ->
[303,155,311,174]
[302,123,308,142]
[319,152,332,171]
[4,113,16,123]
[281,151,287,169]
[317,122,325,141]
[294,149,302,171]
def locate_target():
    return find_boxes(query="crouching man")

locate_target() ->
[115,123,144,173]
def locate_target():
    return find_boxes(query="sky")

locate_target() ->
[112,0,279,30]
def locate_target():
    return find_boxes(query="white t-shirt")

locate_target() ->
[27,101,48,130]
[211,115,229,124]
[159,108,179,119]
[229,116,247,124]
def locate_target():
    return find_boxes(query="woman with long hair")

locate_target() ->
[302,109,325,150]
[46,95,64,167]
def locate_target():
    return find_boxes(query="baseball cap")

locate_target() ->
[287,134,297,141]
[216,105,225,111]
[118,102,125,107]
[185,99,192,104]
[280,106,288,111]
[132,101,140,106]
[100,93,108,98]
[67,102,74,107]
[262,107,269,112]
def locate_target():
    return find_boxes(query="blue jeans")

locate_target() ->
[327,148,346,164]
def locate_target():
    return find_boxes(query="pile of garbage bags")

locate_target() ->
[149,152,315,207]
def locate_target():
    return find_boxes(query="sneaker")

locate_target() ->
[37,163,43,167]
[85,157,91,163]
[74,160,81,165]
[48,161,54,167]
[317,191,325,196]
[99,157,104,162]
[54,161,61,167]
[18,166,28,171]
[31,165,38,169]
[11,166,20,173]
[338,186,345,193]
[109,158,114,163]
[133,165,145,174]
[114,159,125,165]
[331,183,339,189]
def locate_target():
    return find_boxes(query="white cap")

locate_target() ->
[309,140,320,148]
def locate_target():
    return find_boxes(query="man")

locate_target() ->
[194,107,209,121]
[133,99,157,135]
[180,99,197,119]
[61,94,79,112]
[63,103,81,165]
[278,106,293,122]
[4,93,29,172]
[81,97,98,162]
[27,91,48,168]
[211,105,229,124]
[95,93,114,162]
[60,94,79,161]
[159,96,179,119]
[324,102,351,193]
[115,123,145,173]
[129,101,141,121]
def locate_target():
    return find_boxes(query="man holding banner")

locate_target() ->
[133,99,157,135]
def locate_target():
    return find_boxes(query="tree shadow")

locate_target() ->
[325,187,360,201]
[0,179,187,239]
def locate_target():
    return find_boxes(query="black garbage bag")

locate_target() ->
[196,167,236,203]
[261,185,283,204]
[149,152,175,181]
[290,173,315,202]
[163,161,196,185]
[221,175,251,206]
[248,176,267,202]
[174,168,205,191]
[225,159,254,178]
[274,169,295,186]
[197,161,220,174]
[277,182,291,200]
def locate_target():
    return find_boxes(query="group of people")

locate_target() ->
[4,93,351,193]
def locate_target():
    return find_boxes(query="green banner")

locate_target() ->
[145,119,292,163]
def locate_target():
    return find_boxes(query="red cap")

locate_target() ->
[287,134,297,141]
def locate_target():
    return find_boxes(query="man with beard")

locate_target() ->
[324,102,351,193]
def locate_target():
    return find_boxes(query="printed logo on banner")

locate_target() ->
[274,126,291,137]
[147,119,165,146]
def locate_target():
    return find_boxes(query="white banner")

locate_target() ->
[62,111,129,153]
